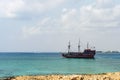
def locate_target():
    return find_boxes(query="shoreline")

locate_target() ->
[3,72,120,80]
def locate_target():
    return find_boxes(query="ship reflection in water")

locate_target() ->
[62,40,96,58]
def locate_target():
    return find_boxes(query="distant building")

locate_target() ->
[111,51,120,53]
[96,51,103,53]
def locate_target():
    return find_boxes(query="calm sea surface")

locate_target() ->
[0,52,120,77]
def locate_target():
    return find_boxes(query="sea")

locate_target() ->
[0,52,120,78]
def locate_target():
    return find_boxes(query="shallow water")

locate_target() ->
[0,52,120,77]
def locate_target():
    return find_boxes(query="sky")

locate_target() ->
[0,0,120,52]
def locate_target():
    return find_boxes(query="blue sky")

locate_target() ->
[0,0,120,52]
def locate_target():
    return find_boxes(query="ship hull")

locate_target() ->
[62,51,96,58]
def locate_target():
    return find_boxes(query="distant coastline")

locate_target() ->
[0,51,119,53]
[97,51,120,53]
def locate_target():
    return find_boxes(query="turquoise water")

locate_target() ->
[0,52,120,77]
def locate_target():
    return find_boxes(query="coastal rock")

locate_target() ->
[10,72,120,80]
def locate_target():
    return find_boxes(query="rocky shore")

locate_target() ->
[4,72,120,80]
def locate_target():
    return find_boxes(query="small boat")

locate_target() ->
[62,40,96,58]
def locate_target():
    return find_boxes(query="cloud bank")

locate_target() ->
[0,0,120,51]
[20,0,120,38]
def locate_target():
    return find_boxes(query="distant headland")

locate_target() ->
[97,51,120,53]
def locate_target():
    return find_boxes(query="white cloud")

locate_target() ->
[22,17,60,38]
[0,0,65,18]
[98,0,113,4]
[113,5,120,18]
[21,0,120,39]
[0,0,24,18]
[22,26,41,38]
[59,1,119,33]
[22,3,120,38]
[79,4,120,29]
[39,17,51,25]
[96,0,113,8]
[61,9,78,28]
[21,0,65,14]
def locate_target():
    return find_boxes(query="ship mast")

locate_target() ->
[68,41,71,53]
[78,39,80,52]
[87,42,89,49]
